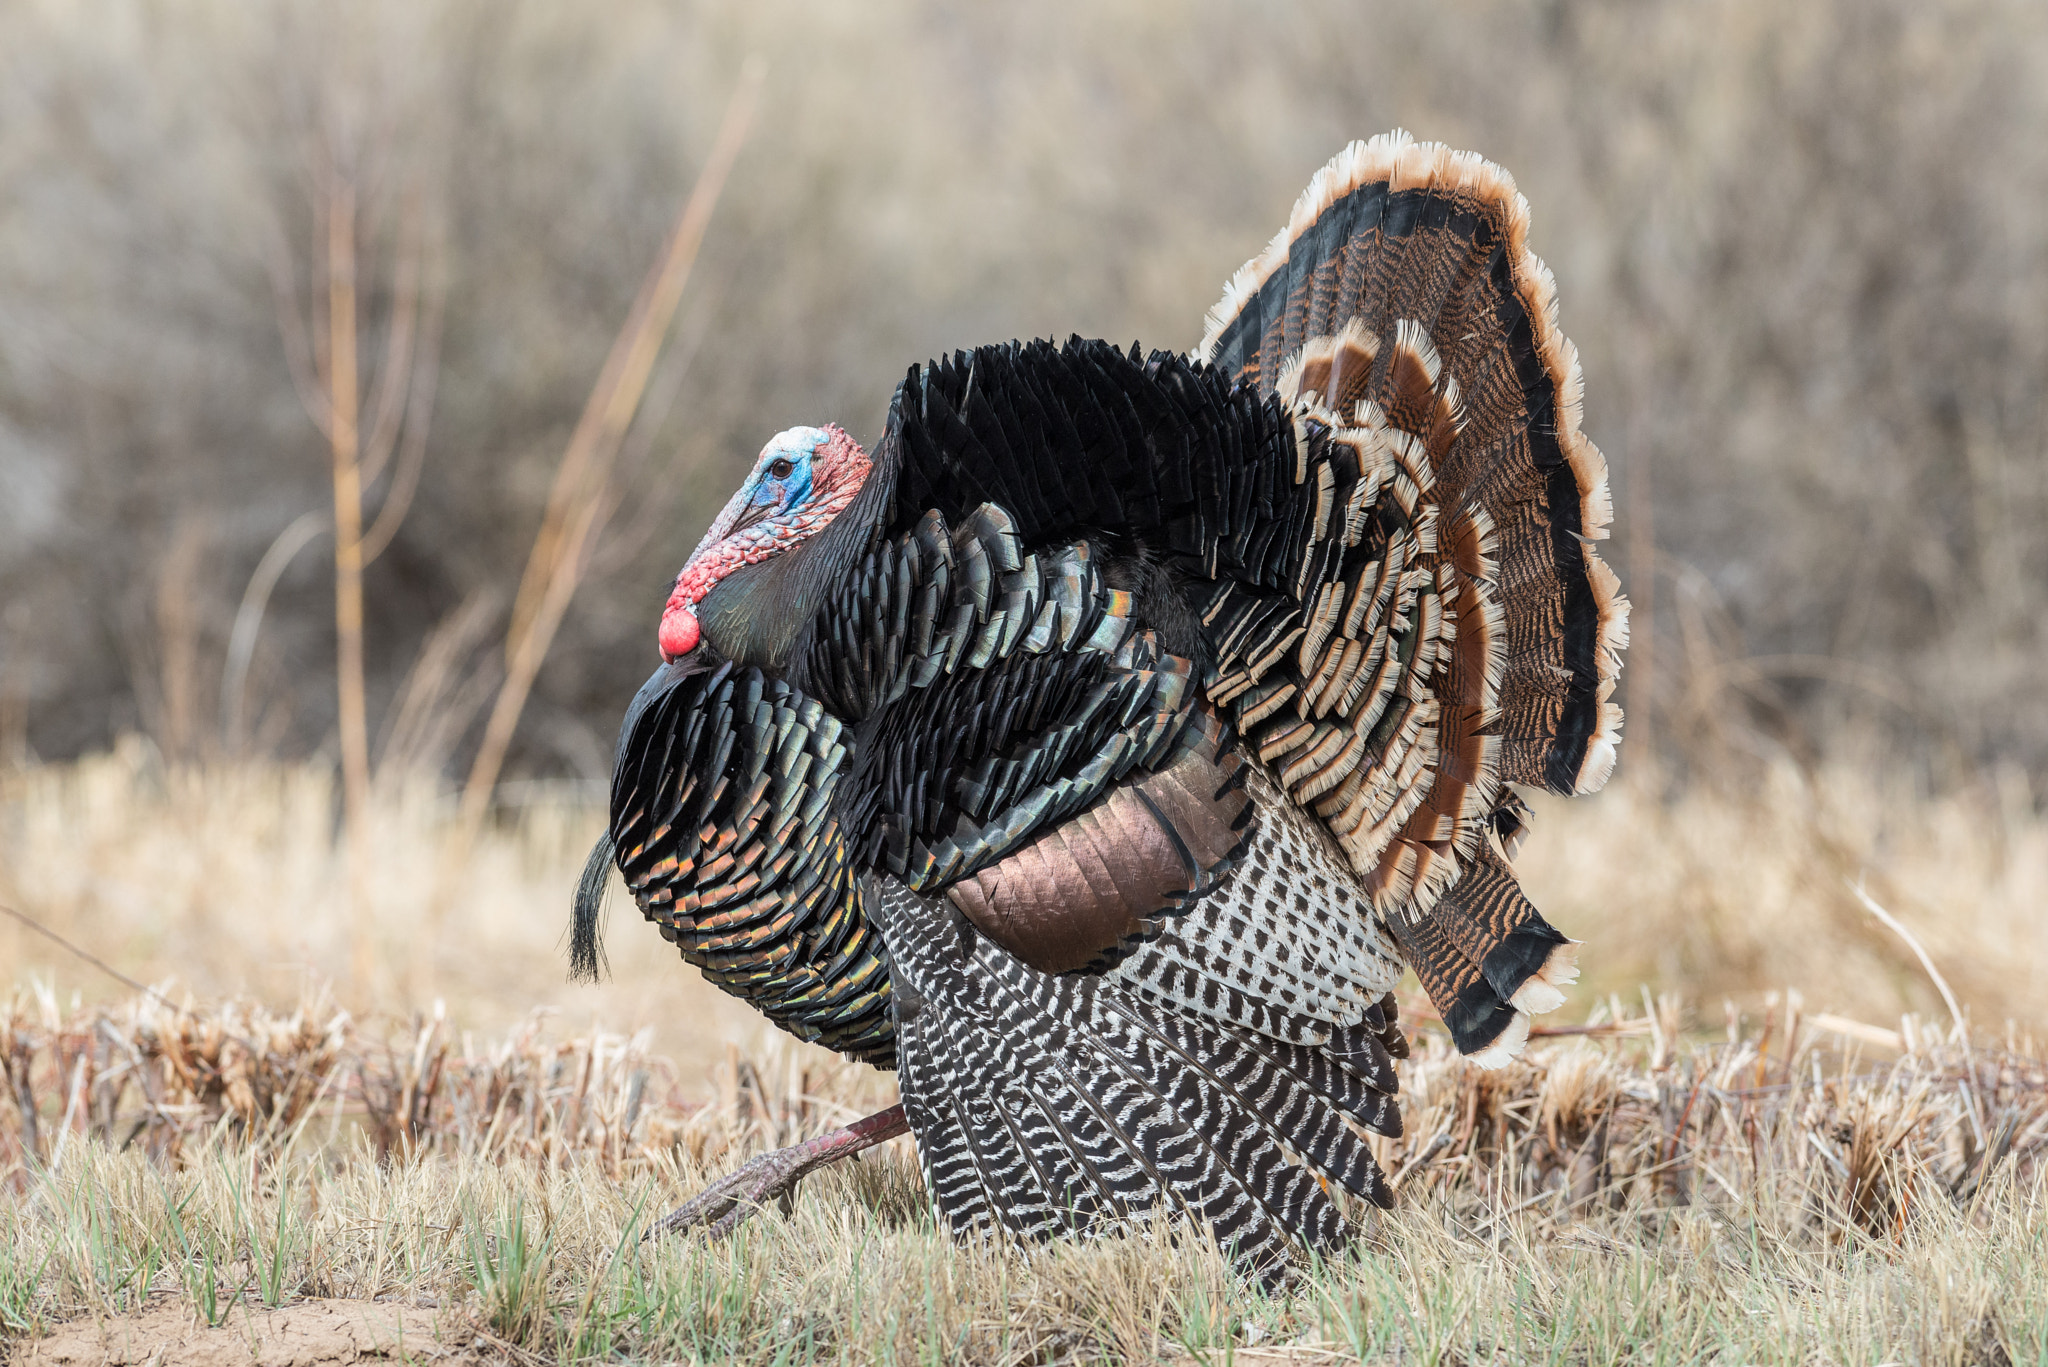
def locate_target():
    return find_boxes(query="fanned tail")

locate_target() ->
[1198,130,1628,807]
[1198,132,1629,1059]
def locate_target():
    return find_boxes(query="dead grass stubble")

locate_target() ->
[4,990,2046,1363]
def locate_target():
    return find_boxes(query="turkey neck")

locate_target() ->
[694,431,900,673]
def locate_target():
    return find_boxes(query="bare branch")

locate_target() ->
[359,189,426,489]
[321,155,375,997]
[375,589,501,779]
[309,139,333,408]
[586,285,717,580]
[220,510,328,755]
[1846,880,1966,1038]
[435,61,765,929]
[260,214,334,443]
[361,205,446,565]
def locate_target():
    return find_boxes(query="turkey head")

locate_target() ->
[658,424,873,661]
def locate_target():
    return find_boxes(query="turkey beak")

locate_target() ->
[728,497,777,536]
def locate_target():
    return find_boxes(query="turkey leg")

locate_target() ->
[646,1103,910,1240]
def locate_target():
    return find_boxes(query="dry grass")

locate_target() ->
[4,988,2046,1363]
[0,745,770,1085]
[1518,753,2048,1036]
[7,745,2045,1053]
[0,987,888,1187]
[7,751,2048,1360]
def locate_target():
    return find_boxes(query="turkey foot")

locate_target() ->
[646,1103,911,1240]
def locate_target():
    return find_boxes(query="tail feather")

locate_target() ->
[1390,841,1583,1064]
[1200,129,1627,806]
[1388,906,1525,1063]
[1426,842,1567,1004]
[1198,133,1628,1056]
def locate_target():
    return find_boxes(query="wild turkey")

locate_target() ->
[576,131,1628,1277]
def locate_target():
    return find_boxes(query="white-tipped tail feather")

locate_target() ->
[1466,1010,1531,1070]
[1536,939,1582,990]
[1511,939,1583,1015]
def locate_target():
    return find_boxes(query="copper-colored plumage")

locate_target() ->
[948,727,1250,973]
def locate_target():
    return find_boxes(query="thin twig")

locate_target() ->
[1846,878,1964,1034]
[221,512,329,752]
[1848,875,1983,1147]
[1529,1021,1658,1040]
[0,903,182,1013]
[360,200,447,564]
[357,190,426,490]
[499,58,765,669]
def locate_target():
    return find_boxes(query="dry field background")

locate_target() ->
[4,971,2046,1363]
[5,0,2047,783]
[5,745,2045,1064]
[4,754,2048,1362]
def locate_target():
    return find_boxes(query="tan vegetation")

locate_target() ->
[4,983,2045,1363]
[4,749,2048,1360]
[0,749,765,1080]
[7,742,2046,1053]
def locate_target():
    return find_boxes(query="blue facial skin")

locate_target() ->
[746,430,823,518]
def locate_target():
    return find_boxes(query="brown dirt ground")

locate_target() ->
[6,1299,487,1367]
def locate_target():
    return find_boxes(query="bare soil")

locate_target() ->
[9,1300,483,1367]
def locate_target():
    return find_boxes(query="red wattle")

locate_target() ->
[658,606,700,661]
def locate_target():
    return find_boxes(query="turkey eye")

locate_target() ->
[768,458,795,479]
